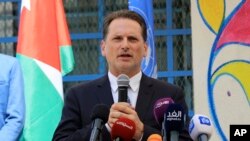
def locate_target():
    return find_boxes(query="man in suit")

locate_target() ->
[53,9,192,141]
[0,53,25,141]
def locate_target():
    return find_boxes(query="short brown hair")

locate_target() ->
[102,9,147,41]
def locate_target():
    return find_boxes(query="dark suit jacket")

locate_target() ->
[53,73,192,141]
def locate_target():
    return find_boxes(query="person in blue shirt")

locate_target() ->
[0,53,25,141]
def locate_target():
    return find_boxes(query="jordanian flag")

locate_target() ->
[16,0,74,140]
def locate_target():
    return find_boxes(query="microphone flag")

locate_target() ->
[189,114,213,141]
[111,117,136,141]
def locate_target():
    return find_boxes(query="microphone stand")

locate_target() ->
[162,114,167,141]
[93,131,103,141]
[89,120,104,141]
[170,131,179,141]
[198,134,208,141]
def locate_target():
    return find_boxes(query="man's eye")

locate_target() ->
[113,37,122,40]
[128,37,138,42]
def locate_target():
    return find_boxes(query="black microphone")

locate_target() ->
[117,74,129,102]
[89,104,110,141]
[164,103,185,141]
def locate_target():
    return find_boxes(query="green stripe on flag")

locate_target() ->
[17,54,63,141]
[60,45,75,75]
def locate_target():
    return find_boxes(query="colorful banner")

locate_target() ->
[191,0,250,140]
[16,0,74,140]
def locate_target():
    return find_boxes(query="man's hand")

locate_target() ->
[108,102,144,140]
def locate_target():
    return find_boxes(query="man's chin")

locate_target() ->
[117,65,132,72]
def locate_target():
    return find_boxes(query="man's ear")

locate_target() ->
[100,40,106,56]
[143,43,148,57]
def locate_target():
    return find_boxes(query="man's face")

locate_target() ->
[101,18,148,77]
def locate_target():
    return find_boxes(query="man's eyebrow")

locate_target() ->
[128,36,138,39]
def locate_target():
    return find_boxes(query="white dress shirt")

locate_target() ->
[105,71,143,138]
[108,71,142,108]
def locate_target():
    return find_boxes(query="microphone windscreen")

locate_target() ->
[188,114,213,140]
[111,117,136,141]
[153,98,174,124]
[147,134,162,141]
[164,103,185,132]
[117,74,129,87]
[90,104,110,122]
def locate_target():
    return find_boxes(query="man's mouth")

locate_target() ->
[118,54,132,58]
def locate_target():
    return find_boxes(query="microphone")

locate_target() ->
[89,104,110,141]
[188,114,213,141]
[147,134,162,141]
[111,117,136,141]
[117,74,129,102]
[153,98,174,124]
[153,98,174,141]
[164,104,185,141]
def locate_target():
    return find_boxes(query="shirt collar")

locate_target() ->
[129,71,142,92]
[108,71,142,92]
[108,72,118,93]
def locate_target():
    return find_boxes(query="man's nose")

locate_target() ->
[121,39,129,50]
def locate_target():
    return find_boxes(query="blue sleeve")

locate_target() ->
[0,59,25,141]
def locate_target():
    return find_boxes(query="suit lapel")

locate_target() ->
[96,75,114,107]
[135,74,154,121]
